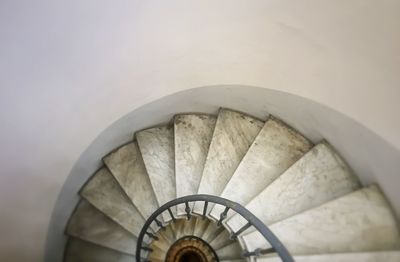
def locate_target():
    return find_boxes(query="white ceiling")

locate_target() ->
[1,1,399,261]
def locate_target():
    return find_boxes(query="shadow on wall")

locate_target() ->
[45,85,400,262]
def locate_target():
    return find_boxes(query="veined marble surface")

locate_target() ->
[258,251,400,262]
[227,142,360,232]
[174,114,216,215]
[194,109,264,214]
[66,200,137,254]
[242,186,400,254]
[210,117,312,220]
[136,125,176,220]
[80,167,145,236]
[103,142,158,220]
[65,238,134,262]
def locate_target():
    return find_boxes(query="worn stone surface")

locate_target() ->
[66,200,137,254]
[174,114,216,215]
[193,217,210,237]
[216,242,243,260]
[210,117,313,220]
[136,125,175,220]
[80,167,145,236]
[227,142,360,232]
[194,109,264,214]
[103,142,158,220]
[65,238,134,262]
[209,229,234,250]
[242,186,400,254]
[258,251,400,262]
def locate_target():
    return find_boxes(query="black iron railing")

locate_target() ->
[136,194,294,262]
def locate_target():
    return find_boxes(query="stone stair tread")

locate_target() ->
[103,141,158,220]
[209,229,235,250]
[136,125,175,221]
[66,200,137,254]
[194,109,264,214]
[210,117,313,220]
[80,167,145,236]
[242,185,400,255]
[202,219,225,243]
[216,242,243,260]
[175,114,216,215]
[64,238,134,262]
[227,142,360,232]
[193,217,210,237]
[148,244,167,261]
[257,251,400,262]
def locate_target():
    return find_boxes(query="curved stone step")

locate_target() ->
[193,217,210,237]
[227,142,360,233]
[210,117,313,220]
[216,242,243,260]
[242,186,400,255]
[174,114,216,215]
[148,244,167,261]
[64,238,134,262]
[257,251,400,262]
[66,200,137,254]
[136,125,175,221]
[202,220,226,243]
[80,167,146,236]
[194,109,264,214]
[209,229,236,250]
[103,142,158,221]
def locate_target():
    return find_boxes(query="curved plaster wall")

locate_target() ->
[47,85,400,262]
[1,1,399,262]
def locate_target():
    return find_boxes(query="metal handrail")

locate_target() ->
[136,194,294,262]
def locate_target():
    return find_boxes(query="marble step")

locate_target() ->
[194,109,264,214]
[150,232,171,253]
[80,167,146,236]
[174,114,216,215]
[242,186,400,255]
[103,141,158,220]
[136,125,175,221]
[217,242,243,260]
[202,219,226,243]
[257,251,400,262]
[148,244,167,261]
[193,217,210,237]
[227,142,360,233]
[209,228,236,250]
[210,117,313,220]
[64,238,134,262]
[66,200,137,254]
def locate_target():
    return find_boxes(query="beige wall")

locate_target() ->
[1,1,399,261]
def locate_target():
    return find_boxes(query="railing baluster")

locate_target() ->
[185,201,191,220]
[230,222,251,239]
[145,231,159,241]
[242,247,276,257]
[154,218,165,230]
[167,207,176,221]
[202,201,209,219]
[217,206,230,226]
[141,246,153,252]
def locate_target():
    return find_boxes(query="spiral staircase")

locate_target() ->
[64,109,400,262]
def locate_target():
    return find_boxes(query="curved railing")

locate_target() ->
[136,194,294,262]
